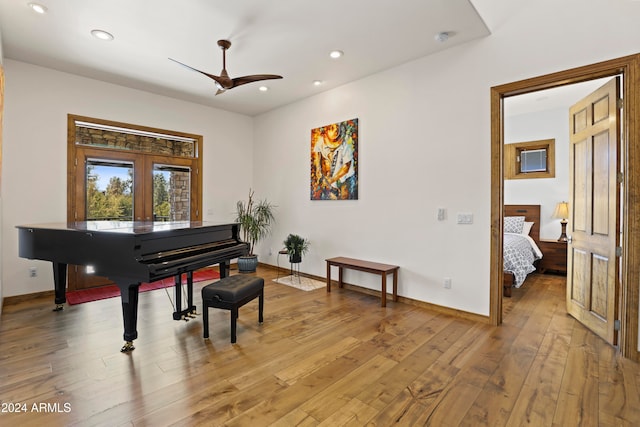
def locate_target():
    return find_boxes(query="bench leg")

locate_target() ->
[231,307,238,343]
[259,290,264,323]
[393,269,398,302]
[203,303,209,339]
[381,273,387,307]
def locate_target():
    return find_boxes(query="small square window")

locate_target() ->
[505,139,555,180]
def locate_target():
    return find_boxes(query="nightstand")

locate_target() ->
[538,239,567,275]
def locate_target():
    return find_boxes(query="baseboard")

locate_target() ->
[3,290,55,308]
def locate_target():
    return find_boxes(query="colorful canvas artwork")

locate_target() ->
[310,118,358,200]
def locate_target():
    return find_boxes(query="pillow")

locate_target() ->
[504,216,525,234]
[522,221,534,236]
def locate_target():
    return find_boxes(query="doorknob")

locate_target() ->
[566,235,572,243]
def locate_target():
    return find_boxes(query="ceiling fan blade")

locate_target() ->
[169,58,227,88]
[231,74,283,88]
[171,40,284,95]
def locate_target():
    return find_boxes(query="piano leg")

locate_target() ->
[186,271,196,317]
[114,280,140,352]
[174,274,183,320]
[173,272,196,321]
[52,262,67,311]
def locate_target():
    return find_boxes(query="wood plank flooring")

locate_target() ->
[1,268,639,426]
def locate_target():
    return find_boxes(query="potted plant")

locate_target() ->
[283,234,310,264]
[235,189,276,273]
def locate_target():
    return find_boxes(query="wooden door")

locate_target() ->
[567,78,620,345]
[69,150,144,290]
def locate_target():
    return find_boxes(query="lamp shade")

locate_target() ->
[552,202,569,220]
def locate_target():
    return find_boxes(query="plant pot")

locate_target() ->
[238,255,258,273]
[289,253,302,264]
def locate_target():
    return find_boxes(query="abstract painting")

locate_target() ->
[310,118,358,200]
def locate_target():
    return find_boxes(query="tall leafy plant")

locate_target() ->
[235,189,276,255]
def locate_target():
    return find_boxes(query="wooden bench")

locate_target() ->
[325,257,399,307]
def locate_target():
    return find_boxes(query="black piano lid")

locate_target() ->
[16,221,240,235]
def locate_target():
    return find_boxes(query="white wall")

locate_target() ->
[1,60,253,297]
[252,0,640,317]
[504,108,570,240]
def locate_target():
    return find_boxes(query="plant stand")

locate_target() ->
[289,260,301,283]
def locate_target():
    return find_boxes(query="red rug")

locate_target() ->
[66,268,220,305]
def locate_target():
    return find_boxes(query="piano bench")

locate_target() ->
[201,275,264,343]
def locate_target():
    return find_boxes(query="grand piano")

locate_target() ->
[16,221,248,352]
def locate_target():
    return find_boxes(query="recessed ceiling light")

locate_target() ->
[313,80,323,86]
[91,29,114,41]
[329,50,343,59]
[28,3,47,14]
[259,86,269,92]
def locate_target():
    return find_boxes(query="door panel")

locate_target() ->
[572,139,588,231]
[567,77,620,345]
[592,132,611,235]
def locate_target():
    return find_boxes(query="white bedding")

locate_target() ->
[504,232,543,287]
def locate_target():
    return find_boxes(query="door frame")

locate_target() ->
[67,114,204,291]
[490,54,640,361]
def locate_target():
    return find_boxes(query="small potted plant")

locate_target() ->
[235,189,276,272]
[283,234,310,264]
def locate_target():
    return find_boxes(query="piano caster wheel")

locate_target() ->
[120,341,135,352]
[53,304,64,312]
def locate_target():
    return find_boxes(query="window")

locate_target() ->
[68,114,202,223]
[504,139,555,179]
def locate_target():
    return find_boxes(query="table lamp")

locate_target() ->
[552,201,569,242]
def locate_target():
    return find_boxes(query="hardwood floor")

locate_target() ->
[1,267,639,426]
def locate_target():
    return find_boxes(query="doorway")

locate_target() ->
[490,54,640,360]
[503,77,621,344]
[67,115,203,291]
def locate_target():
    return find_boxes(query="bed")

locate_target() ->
[503,205,543,297]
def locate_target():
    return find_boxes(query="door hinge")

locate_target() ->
[617,172,624,183]
[617,98,623,109]
[614,319,621,331]
[616,246,622,257]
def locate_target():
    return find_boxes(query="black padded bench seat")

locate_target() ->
[201,275,264,343]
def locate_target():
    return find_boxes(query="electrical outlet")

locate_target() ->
[457,213,473,224]
[444,277,451,289]
[29,267,37,278]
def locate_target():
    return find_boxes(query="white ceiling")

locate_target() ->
[0,0,491,116]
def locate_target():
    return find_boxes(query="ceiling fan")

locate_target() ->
[170,39,283,95]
